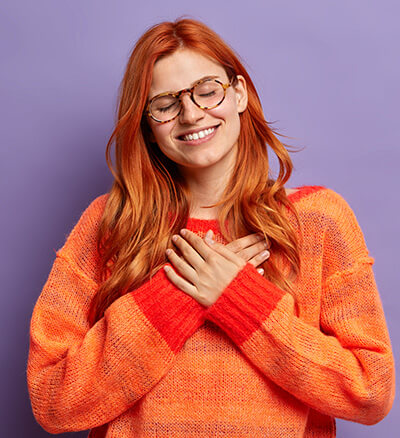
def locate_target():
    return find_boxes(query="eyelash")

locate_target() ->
[159,105,174,113]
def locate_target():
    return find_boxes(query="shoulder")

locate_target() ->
[288,185,356,220]
[288,184,367,242]
[291,186,372,262]
[80,193,110,223]
[70,193,109,235]
[57,193,110,255]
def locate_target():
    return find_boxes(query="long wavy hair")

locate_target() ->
[88,18,303,327]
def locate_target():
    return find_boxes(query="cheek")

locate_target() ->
[210,105,241,136]
[229,113,241,143]
[209,96,240,125]
[151,123,174,145]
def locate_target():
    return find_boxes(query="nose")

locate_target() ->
[178,93,205,124]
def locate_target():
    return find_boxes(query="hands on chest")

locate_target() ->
[164,229,271,307]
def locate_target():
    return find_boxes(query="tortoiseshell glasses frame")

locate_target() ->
[146,77,233,124]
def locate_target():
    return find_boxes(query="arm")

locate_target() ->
[27,196,205,434]
[204,191,395,425]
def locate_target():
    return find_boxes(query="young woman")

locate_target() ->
[27,18,395,437]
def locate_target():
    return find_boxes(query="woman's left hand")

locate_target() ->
[164,228,247,308]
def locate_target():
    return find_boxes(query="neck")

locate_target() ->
[177,139,239,219]
[179,166,232,220]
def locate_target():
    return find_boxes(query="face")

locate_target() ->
[146,48,248,177]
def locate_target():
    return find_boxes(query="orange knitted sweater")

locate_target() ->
[27,185,395,437]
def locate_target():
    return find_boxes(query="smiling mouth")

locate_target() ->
[178,124,220,141]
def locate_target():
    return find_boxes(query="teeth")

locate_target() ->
[183,127,215,142]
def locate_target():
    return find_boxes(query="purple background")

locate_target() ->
[1,1,398,436]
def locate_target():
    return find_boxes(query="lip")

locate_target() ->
[176,124,220,139]
[176,124,220,145]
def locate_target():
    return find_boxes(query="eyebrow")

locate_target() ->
[149,75,220,100]
[189,75,219,87]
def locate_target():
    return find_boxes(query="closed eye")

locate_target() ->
[199,91,216,97]
[159,104,175,113]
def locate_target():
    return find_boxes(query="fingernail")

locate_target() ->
[205,236,214,245]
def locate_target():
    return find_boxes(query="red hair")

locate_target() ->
[88,18,302,327]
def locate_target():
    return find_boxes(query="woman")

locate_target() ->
[27,18,395,437]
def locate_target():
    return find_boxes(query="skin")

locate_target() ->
[147,48,272,308]
[147,48,247,218]
[165,229,271,308]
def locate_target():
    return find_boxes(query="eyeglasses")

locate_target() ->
[146,78,232,123]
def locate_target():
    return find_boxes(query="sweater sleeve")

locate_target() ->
[204,190,395,425]
[27,195,205,434]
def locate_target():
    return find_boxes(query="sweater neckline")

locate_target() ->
[185,185,326,230]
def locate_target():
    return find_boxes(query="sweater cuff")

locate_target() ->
[130,267,205,353]
[204,263,286,346]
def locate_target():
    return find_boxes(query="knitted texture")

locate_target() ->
[27,185,395,437]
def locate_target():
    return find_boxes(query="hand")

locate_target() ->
[164,229,271,308]
[174,229,271,270]
[218,230,271,275]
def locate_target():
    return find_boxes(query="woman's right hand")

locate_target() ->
[204,230,270,275]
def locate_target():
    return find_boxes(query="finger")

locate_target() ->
[226,232,271,254]
[225,232,263,253]
[163,265,198,297]
[237,239,270,263]
[247,249,271,268]
[204,238,246,267]
[202,230,255,266]
[179,229,215,265]
[172,232,206,269]
[166,248,197,284]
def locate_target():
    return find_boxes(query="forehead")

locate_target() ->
[149,49,228,99]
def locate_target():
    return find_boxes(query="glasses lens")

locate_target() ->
[150,95,180,121]
[193,80,225,108]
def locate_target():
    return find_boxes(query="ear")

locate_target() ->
[233,75,248,114]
